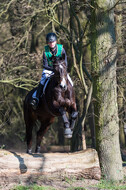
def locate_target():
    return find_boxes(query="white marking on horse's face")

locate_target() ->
[59,65,63,69]
[60,77,67,91]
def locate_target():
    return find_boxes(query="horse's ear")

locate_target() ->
[62,53,65,60]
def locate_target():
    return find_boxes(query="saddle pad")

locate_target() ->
[32,78,50,99]
[42,77,50,96]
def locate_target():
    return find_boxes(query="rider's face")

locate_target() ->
[48,41,57,49]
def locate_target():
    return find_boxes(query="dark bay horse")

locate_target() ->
[24,56,78,153]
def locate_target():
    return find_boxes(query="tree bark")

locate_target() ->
[88,102,96,148]
[115,1,126,147]
[91,0,123,180]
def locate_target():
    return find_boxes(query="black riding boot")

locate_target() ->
[31,83,43,110]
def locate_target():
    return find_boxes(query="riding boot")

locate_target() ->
[31,83,43,110]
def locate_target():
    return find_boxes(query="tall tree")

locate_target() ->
[115,0,126,147]
[90,0,123,180]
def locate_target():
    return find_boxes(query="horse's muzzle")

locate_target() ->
[60,83,67,91]
[60,77,67,91]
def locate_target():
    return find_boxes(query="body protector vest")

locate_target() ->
[44,44,63,67]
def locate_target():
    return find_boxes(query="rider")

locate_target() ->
[31,32,70,110]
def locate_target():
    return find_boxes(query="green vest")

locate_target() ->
[44,44,63,67]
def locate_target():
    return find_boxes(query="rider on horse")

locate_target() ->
[31,32,73,110]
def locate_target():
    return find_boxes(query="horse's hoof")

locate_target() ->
[27,149,32,154]
[64,134,72,138]
[35,146,41,153]
[71,111,78,119]
[64,128,73,138]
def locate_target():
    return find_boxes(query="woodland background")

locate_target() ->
[0,0,125,161]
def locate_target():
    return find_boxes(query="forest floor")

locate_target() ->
[0,147,126,190]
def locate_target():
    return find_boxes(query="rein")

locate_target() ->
[53,61,67,69]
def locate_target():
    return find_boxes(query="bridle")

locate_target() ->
[53,61,68,91]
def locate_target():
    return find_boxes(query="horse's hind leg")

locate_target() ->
[24,112,35,154]
[35,118,54,153]
[35,126,49,153]
[25,121,34,154]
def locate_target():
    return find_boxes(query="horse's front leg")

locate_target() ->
[59,107,73,138]
[70,103,78,130]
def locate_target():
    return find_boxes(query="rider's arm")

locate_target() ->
[43,52,54,71]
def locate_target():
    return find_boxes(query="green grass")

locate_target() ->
[94,179,126,190]
[11,185,56,190]
[10,177,126,190]
[67,188,87,190]
[63,177,87,190]
[12,186,87,190]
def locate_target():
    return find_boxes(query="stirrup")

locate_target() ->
[31,98,39,110]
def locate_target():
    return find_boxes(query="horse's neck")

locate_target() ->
[51,76,59,86]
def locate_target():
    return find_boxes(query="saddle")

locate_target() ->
[41,77,51,96]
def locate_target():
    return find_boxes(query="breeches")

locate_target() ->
[40,69,54,85]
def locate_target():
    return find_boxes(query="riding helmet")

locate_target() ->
[46,33,57,43]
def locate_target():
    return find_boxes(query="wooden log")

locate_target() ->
[0,148,101,180]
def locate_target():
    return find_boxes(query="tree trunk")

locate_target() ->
[115,1,126,147]
[90,0,123,180]
[88,102,96,148]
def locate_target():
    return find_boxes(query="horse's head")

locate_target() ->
[52,54,68,91]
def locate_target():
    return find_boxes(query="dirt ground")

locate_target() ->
[0,148,126,190]
[1,171,126,190]
[1,175,100,190]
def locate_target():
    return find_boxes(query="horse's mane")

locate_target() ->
[51,53,66,63]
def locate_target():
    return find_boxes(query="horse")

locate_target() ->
[24,55,78,153]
